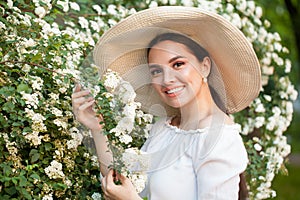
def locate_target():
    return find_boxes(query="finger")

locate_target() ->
[71,89,90,99]
[101,175,107,190]
[115,171,127,184]
[106,169,114,182]
[73,84,81,93]
[77,99,95,112]
[73,96,94,106]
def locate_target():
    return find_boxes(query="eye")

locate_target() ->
[150,68,162,76]
[173,61,184,68]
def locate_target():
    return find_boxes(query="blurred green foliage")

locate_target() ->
[255,0,300,153]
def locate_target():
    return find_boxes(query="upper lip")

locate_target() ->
[163,86,184,94]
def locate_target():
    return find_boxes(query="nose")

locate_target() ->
[163,67,176,85]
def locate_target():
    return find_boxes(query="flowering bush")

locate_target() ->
[0,0,297,199]
[94,70,153,193]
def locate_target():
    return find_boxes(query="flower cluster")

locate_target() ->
[0,0,297,199]
[94,70,153,193]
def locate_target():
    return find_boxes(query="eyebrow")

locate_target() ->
[168,55,186,63]
[149,55,186,68]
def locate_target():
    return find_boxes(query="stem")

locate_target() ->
[0,60,79,83]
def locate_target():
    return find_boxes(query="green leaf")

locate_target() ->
[20,188,31,199]
[17,84,30,93]
[31,152,40,163]
[30,173,40,180]
[29,149,40,163]
[4,186,16,195]
[44,143,52,151]
[2,101,15,111]
[12,177,18,185]
[12,122,23,127]
[19,176,27,187]
[53,183,67,190]
[31,53,42,62]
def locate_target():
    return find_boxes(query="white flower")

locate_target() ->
[130,173,147,193]
[78,17,89,29]
[35,7,46,18]
[255,103,266,113]
[57,0,69,12]
[118,117,134,132]
[91,192,102,200]
[119,134,133,145]
[70,41,79,49]
[30,76,43,90]
[110,127,124,137]
[7,0,13,8]
[272,106,281,116]
[285,59,292,73]
[0,21,6,30]
[92,5,102,15]
[104,70,121,90]
[149,1,158,8]
[255,116,265,128]
[42,193,53,200]
[118,81,136,104]
[51,107,63,117]
[69,2,80,11]
[168,0,176,5]
[107,4,117,15]
[59,87,67,93]
[254,143,262,151]
[21,92,39,109]
[44,160,65,179]
[266,116,276,131]
[53,118,68,129]
[25,131,42,146]
[263,94,272,102]
[23,38,36,48]
[262,66,274,75]
[123,103,137,119]
[90,20,100,32]
[255,6,263,18]
[108,19,117,26]
[285,101,294,115]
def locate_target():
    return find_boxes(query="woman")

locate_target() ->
[72,6,261,200]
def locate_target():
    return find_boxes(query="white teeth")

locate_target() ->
[166,87,183,94]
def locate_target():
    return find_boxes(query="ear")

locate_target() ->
[201,56,211,78]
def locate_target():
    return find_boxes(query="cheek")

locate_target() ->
[151,82,161,93]
[181,67,202,83]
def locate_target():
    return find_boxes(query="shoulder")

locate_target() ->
[192,123,248,168]
[209,124,248,168]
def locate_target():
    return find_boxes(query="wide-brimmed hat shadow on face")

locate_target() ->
[92,6,261,172]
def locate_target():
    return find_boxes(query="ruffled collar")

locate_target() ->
[164,117,241,134]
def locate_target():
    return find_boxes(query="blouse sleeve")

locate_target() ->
[193,126,248,199]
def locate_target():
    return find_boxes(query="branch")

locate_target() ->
[0,60,79,83]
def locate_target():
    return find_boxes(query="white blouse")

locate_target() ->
[139,117,248,200]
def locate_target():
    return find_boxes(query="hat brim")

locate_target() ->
[93,6,261,115]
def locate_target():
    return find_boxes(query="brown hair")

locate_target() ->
[147,32,249,199]
[147,32,209,63]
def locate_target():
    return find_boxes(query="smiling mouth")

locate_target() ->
[165,87,184,94]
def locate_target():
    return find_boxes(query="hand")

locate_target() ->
[101,169,142,200]
[71,84,102,132]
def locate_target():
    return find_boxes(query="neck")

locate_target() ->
[178,84,224,130]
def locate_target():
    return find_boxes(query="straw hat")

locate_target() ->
[93,6,261,116]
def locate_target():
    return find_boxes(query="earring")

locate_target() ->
[203,77,207,83]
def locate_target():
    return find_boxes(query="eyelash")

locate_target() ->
[173,61,184,68]
[150,69,162,76]
[150,61,185,76]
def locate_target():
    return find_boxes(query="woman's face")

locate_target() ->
[148,40,208,108]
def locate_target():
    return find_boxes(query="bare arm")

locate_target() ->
[71,84,112,175]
